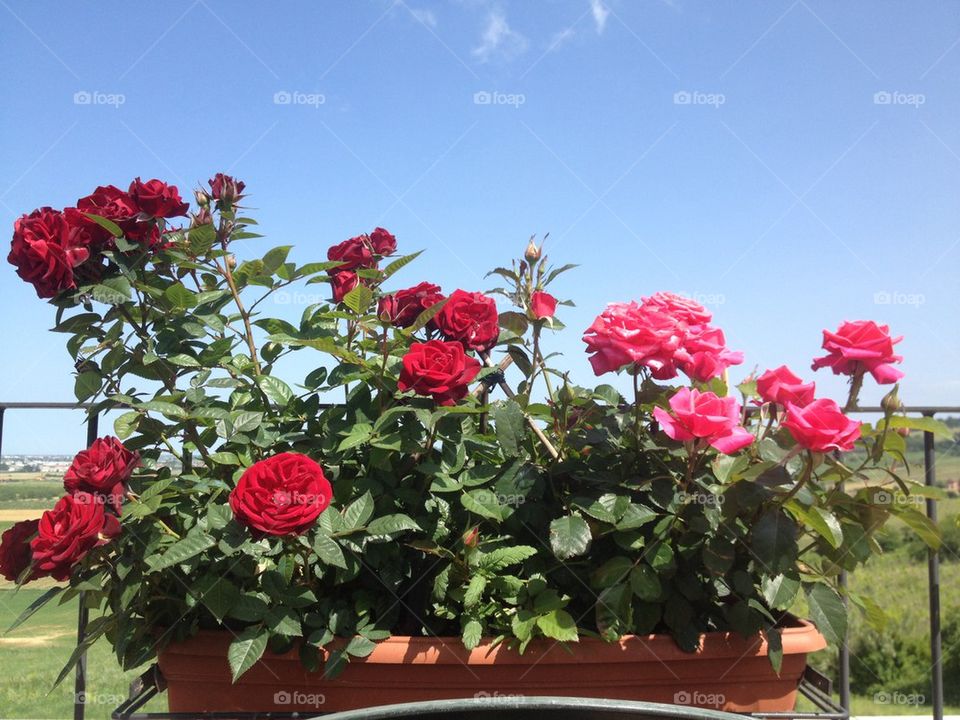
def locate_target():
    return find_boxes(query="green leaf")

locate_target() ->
[461,489,503,521]
[314,536,347,568]
[268,334,362,365]
[787,504,843,549]
[762,573,801,609]
[148,531,215,571]
[404,298,448,335]
[885,415,953,439]
[498,311,529,336]
[209,451,241,465]
[198,577,240,622]
[83,212,123,237]
[74,371,101,402]
[345,635,376,658]
[751,508,798,574]
[113,411,140,440]
[265,607,301,636]
[766,627,784,674]
[166,353,200,367]
[342,491,374,529]
[164,283,196,310]
[461,618,482,650]
[228,626,269,682]
[477,546,537,571]
[262,245,292,273]
[342,285,374,314]
[493,400,526,457]
[92,276,133,305]
[464,574,487,609]
[382,251,423,279]
[549,515,592,560]
[591,557,633,589]
[804,583,847,645]
[629,565,661,601]
[256,376,294,405]
[141,400,188,419]
[895,507,942,550]
[366,514,420,536]
[536,609,579,642]
[6,587,62,633]
[231,411,263,433]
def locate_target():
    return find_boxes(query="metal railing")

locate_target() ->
[0,401,955,720]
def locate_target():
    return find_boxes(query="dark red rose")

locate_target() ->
[64,436,139,513]
[0,519,39,582]
[327,236,375,272]
[208,173,246,204]
[378,282,444,328]
[398,340,482,405]
[331,271,359,303]
[31,493,120,581]
[435,289,499,352]
[67,185,140,243]
[369,227,397,255]
[531,291,557,320]
[229,453,332,536]
[128,178,188,218]
[8,207,93,298]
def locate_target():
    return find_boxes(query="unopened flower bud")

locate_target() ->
[194,189,210,207]
[227,255,237,270]
[462,527,479,548]
[560,381,576,404]
[524,238,541,263]
[881,385,902,415]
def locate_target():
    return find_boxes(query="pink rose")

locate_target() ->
[531,291,557,320]
[756,365,816,407]
[652,387,753,454]
[783,398,861,453]
[811,320,903,384]
[676,326,744,382]
[642,291,712,330]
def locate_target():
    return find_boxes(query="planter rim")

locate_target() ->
[162,617,826,666]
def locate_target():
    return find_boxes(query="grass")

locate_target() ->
[0,589,165,720]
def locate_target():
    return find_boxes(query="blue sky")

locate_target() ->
[1,0,958,454]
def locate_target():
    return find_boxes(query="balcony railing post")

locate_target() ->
[73,411,99,720]
[922,415,944,720]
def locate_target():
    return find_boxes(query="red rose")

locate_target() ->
[67,185,139,244]
[435,289,499,352]
[783,398,861,453]
[327,236,375,272]
[128,178,189,218]
[31,493,120,581]
[378,282,444,328]
[0,519,39,582]
[64,436,139,512]
[369,227,397,255]
[756,365,816,407]
[208,173,246,204]
[229,453,332,536]
[531,291,557,320]
[398,340,482,405]
[812,320,904,384]
[330,271,359,303]
[8,207,93,298]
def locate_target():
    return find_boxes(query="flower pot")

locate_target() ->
[157,618,826,714]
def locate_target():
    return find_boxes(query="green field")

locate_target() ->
[1,463,957,718]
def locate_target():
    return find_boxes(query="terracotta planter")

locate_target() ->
[158,618,826,714]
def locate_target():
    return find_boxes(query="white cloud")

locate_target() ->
[472,9,528,63]
[410,8,437,28]
[590,0,610,34]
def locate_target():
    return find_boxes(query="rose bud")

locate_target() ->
[194,189,210,207]
[881,385,902,415]
[524,237,541,263]
[463,527,479,548]
[531,291,558,320]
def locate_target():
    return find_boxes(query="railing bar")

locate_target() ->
[922,418,944,720]
[74,411,99,720]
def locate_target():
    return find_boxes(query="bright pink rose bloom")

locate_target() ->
[756,365,816,407]
[811,320,903,384]
[676,326,744,382]
[531,291,557,320]
[782,398,861,453]
[642,291,712,330]
[582,301,683,377]
[330,271,359,303]
[652,387,753,454]
[369,227,397,256]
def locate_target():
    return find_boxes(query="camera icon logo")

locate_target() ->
[673,91,692,105]
[273,91,292,105]
[473,91,492,105]
[74,91,92,105]
[273,690,292,705]
[873,91,892,105]
[674,691,691,704]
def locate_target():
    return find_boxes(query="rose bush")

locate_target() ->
[1,176,945,688]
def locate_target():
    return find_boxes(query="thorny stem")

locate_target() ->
[218,226,262,375]
[843,370,865,413]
